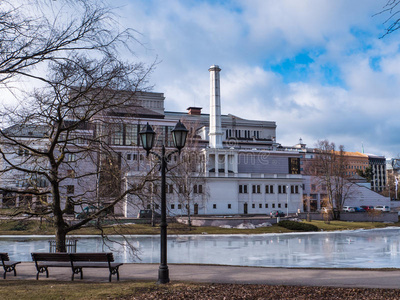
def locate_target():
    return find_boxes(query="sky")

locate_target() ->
[111,0,400,158]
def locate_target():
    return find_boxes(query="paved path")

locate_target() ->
[9,263,400,289]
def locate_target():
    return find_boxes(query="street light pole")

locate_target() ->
[158,144,168,283]
[140,121,188,284]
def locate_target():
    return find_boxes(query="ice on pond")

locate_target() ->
[1,227,400,269]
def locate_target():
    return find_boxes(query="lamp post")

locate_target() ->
[139,120,188,284]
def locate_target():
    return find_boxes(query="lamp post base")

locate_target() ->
[157,266,170,284]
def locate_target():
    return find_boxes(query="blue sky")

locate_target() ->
[113,0,400,158]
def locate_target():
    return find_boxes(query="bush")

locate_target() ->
[278,220,318,232]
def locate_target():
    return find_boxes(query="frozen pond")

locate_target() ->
[1,227,400,269]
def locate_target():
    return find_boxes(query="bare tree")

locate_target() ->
[376,0,400,37]
[0,0,154,252]
[169,122,206,228]
[305,140,354,220]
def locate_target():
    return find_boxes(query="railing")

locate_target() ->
[48,239,78,253]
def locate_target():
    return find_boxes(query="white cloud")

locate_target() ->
[113,0,400,158]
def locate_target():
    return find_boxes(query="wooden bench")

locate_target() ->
[0,253,21,279]
[31,252,123,282]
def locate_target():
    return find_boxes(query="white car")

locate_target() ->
[342,206,355,212]
[374,205,390,212]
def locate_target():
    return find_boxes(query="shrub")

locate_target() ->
[278,220,318,232]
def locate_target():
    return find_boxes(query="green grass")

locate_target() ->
[0,218,398,236]
[302,220,391,231]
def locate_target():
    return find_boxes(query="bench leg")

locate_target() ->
[72,267,83,281]
[36,266,48,280]
[3,265,17,279]
[109,267,120,282]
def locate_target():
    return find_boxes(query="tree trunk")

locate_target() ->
[333,210,341,220]
[55,227,68,252]
[187,206,192,229]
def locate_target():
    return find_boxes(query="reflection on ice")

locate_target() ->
[1,227,400,269]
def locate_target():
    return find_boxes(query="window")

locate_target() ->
[278,185,286,194]
[252,185,261,194]
[289,157,300,174]
[278,203,281,208]
[171,204,175,209]
[166,184,173,194]
[228,204,231,209]
[127,153,132,160]
[66,153,76,162]
[66,185,74,194]
[213,204,217,209]
[265,185,274,194]
[17,148,30,157]
[272,203,275,208]
[239,185,248,194]
[285,203,288,208]
[178,204,182,209]
[125,124,138,146]
[259,204,262,208]
[111,124,124,145]
[265,203,268,208]
[193,184,203,194]
[147,204,151,209]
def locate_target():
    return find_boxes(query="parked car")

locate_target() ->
[137,209,161,218]
[374,205,390,212]
[360,205,374,211]
[75,205,104,219]
[342,206,355,212]
[270,210,285,217]
[353,207,366,212]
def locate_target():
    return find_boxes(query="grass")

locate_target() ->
[0,280,159,300]
[0,218,398,236]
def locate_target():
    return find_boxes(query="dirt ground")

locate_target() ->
[124,283,400,300]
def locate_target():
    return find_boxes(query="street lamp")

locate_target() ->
[139,120,188,284]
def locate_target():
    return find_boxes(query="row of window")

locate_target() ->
[169,203,288,210]
[239,184,300,194]
[164,184,204,194]
[225,129,261,140]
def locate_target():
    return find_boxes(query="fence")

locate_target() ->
[48,239,78,253]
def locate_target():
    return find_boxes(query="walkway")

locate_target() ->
[9,263,400,289]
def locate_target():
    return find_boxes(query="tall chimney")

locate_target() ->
[208,65,223,148]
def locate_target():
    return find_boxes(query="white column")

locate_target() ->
[208,65,223,148]
[224,154,228,176]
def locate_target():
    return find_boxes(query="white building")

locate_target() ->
[124,65,304,217]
